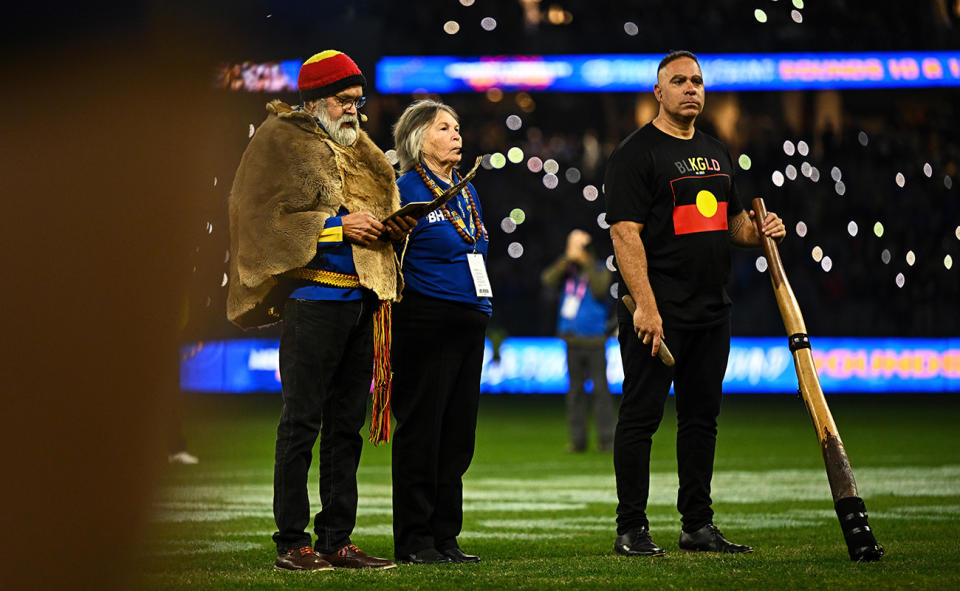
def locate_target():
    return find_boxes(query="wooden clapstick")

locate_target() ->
[621,294,676,367]
[752,197,882,562]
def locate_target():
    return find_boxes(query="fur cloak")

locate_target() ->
[226,100,401,328]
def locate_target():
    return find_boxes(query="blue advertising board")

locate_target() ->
[374,51,960,93]
[181,336,960,394]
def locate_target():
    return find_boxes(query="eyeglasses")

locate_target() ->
[330,95,366,110]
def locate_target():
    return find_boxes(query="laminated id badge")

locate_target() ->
[466,253,493,297]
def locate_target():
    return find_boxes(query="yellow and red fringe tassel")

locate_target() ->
[369,300,393,445]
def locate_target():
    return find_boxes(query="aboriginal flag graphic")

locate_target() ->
[670,173,731,235]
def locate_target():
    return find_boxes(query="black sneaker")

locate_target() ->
[614,527,666,556]
[679,524,753,553]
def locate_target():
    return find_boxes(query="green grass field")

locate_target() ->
[143,394,960,590]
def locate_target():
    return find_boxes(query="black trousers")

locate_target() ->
[272,296,376,554]
[391,292,488,557]
[564,339,615,449]
[614,319,730,534]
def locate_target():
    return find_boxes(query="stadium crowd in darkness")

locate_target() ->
[185,0,960,343]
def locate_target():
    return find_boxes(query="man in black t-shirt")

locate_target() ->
[604,50,786,557]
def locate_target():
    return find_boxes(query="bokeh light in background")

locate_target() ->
[507,147,524,163]
[444,20,460,35]
[738,154,752,170]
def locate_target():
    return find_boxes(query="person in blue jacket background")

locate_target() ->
[541,229,615,453]
[389,99,491,565]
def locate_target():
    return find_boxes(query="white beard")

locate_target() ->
[316,109,359,146]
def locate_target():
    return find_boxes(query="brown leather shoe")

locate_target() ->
[319,544,397,569]
[274,546,335,571]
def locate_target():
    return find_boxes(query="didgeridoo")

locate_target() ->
[621,294,676,367]
[752,197,883,562]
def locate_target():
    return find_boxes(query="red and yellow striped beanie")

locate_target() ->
[297,50,366,102]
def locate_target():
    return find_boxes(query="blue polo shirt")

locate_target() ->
[288,206,365,301]
[396,167,492,315]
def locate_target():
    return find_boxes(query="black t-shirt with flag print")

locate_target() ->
[604,123,744,329]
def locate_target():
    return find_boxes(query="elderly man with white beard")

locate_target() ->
[227,49,416,572]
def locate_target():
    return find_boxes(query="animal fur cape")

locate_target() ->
[226,100,401,328]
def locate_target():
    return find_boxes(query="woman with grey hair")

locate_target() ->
[390,99,491,565]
